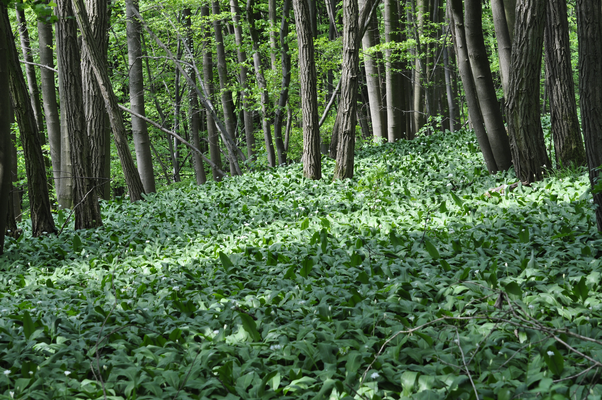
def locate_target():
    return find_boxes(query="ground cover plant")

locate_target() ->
[2,129,602,399]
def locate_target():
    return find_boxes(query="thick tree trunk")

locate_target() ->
[126,0,156,193]
[465,0,512,171]
[72,0,145,201]
[82,0,111,200]
[214,1,240,175]
[230,0,255,160]
[56,0,102,229]
[360,0,387,140]
[449,0,498,173]
[334,0,360,179]
[293,0,321,179]
[183,8,206,185]
[247,0,277,168]
[273,0,292,165]
[201,5,223,181]
[576,0,602,230]
[491,0,512,98]
[545,0,586,168]
[4,5,56,236]
[506,0,549,183]
[384,0,406,141]
[37,16,62,196]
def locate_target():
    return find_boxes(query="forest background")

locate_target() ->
[2,0,602,398]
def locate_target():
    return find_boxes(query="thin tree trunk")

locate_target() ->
[293,0,321,179]
[334,0,360,179]
[545,0,586,167]
[126,0,156,193]
[273,0,292,165]
[247,0,277,168]
[503,0,517,42]
[413,0,426,134]
[15,4,44,138]
[443,46,456,131]
[449,0,498,173]
[37,16,62,196]
[506,0,550,183]
[172,43,183,183]
[575,0,602,230]
[491,0,512,98]
[230,0,255,160]
[268,0,278,71]
[0,6,12,253]
[465,0,512,171]
[72,0,146,201]
[213,1,240,175]
[384,0,406,141]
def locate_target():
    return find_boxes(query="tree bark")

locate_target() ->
[0,6,13,253]
[465,0,512,171]
[230,0,256,160]
[126,0,156,193]
[334,0,360,179]
[4,5,56,236]
[247,0,277,168]
[15,4,45,139]
[449,0,498,173]
[491,0,512,98]
[293,0,321,179]
[56,0,102,229]
[360,0,387,140]
[268,0,278,71]
[503,0,517,42]
[72,0,146,201]
[545,0,586,168]
[576,0,602,230]
[506,0,549,183]
[272,0,292,165]
[37,15,62,197]
[384,0,406,141]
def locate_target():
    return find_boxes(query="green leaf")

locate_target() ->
[300,256,314,278]
[137,283,147,296]
[239,312,261,342]
[544,347,564,376]
[219,251,234,273]
[505,282,523,300]
[401,370,419,396]
[300,218,310,230]
[72,234,83,253]
[424,239,440,260]
[518,228,530,243]
[450,192,463,208]
[356,271,370,284]
[22,310,35,340]
[320,218,331,229]
[573,277,589,302]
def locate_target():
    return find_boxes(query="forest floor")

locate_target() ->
[1,129,602,399]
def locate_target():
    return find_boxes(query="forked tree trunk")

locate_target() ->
[126,0,156,193]
[4,5,56,236]
[465,0,512,171]
[506,0,550,183]
[293,0,321,179]
[545,0,586,167]
[576,0,602,230]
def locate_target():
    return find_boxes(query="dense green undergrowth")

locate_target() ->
[2,129,602,400]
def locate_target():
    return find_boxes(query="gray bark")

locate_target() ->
[491,0,512,98]
[0,5,12,253]
[272,0,291,165]
[384,0,406,141]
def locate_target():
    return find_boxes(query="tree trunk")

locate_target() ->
[575,0,602,230]
[503,0,517,42]
[506,0,549,183]
[201,5,223,181]
[268,0,278,71]
[293,0,321,179]
[183,8,206,185]
[126,0,155,193]
[334,0,360,179]
[37,16,62,196]
[56,0,102,229]
[4,5,56,236]
[360,0,387,140]
[545,0,586,168]
[247,0,277,168]
[72,0,145,201]
[384,0,406,141]
[0,6,12,253]
[443,46,457,131]
[230,0,255,160]
[449,0,498,173]
[491,0,512,98]
[413,0,426,134]
[465,0,512,171]
[213,1,240,175]
[171,43,183,183]
[272,0,292,165]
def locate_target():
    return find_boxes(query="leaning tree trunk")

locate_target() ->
[292,0,321,180]
[491,0,512,98]
[576,0,602,230]
[38,14,62,196]
[272,0,292,166]
[506,0,550,183]
[465,0,512,171]
[72,0,145,201]
[384,0,406,141]
[334,0,360,179]
[56,0,102,229]
[449,0,498,173]
[4,5,56,236]
[126,0,156,193]
[545,0,586,168]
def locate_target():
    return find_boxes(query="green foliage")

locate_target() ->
[2,129,602,399]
